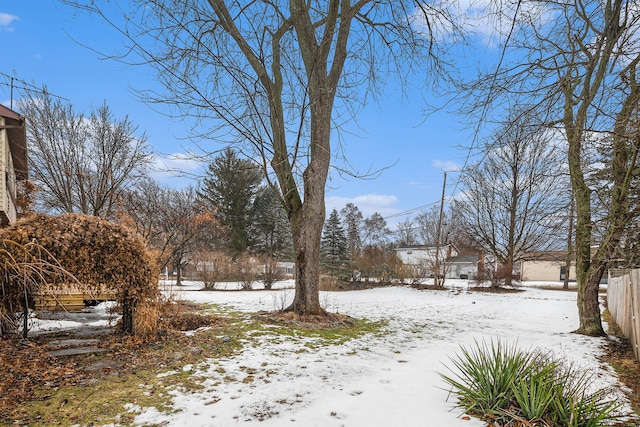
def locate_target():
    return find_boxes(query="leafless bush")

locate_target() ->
[408,261,432,286]
[473,265,517,289]
[193,251,233,290]
[271,290,292,311]
[353,246,404,284]
[234,253,258,290]
[259,256,283,290]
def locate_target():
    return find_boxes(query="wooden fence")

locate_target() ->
[607,269,640,362]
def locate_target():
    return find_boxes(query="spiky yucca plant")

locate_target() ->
[441,340,624,427]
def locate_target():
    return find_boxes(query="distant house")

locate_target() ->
[0,105,28,225]
[276,261,295,277]
[519,251,576,282]
[446,254,496,279]
[395,244,458,277]
[395,244,457,266]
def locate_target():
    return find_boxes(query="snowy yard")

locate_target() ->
[115,280,631,427]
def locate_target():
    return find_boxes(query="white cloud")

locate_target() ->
[411,0,557,48]
[0,13,19,31]
[153,152,203,172]
[432,159,461,172]
[406,180,432,191]
[326,194,400,219]
[149,153,206,188]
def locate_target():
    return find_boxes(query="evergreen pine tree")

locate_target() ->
[321,208,350,280]
[340,203,363,260]
[197,147,262,255]
[250,186,293,259]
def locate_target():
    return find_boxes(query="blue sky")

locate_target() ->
[0,1,491,228]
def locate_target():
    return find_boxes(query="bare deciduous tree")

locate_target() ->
[362,212,393,249]
[19,92,151,217]
[117,180,219,285]
[395,217,417,247]
[455,112,567,286]
[62,0,455,314]
[415,206,459,286]
[461,0,640,335]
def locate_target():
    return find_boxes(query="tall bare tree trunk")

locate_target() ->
[285,89,332,314]
[569,119,605,336]
[289,207,324,314]
[281,0,346,314]
[563,199,574,290]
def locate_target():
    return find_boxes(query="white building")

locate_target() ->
[394,244,458,277]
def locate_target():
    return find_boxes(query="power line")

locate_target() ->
[383,200,440,220]
[0,72,69,109]
[382,168,461,221]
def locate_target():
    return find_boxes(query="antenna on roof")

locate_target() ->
[0,72,69,109]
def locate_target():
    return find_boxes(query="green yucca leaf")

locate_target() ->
[440,340,626,427]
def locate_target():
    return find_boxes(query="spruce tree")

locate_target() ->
[321,209,350,280]
[250,186,293,258]
[340,203,363,260]
[197,147,262,255]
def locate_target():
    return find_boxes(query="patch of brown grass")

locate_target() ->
[0,300,230,425]
[602,309,640,419]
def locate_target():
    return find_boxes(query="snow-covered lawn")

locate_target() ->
[123,280,631,427]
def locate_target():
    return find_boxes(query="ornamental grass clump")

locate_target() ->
[441,340,624,426]
[0,238,77,338]
[0,213,159,336]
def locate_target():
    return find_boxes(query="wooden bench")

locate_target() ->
[34,285,116,311]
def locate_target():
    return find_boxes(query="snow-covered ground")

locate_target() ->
[114,279,629,427]
[26,279,631,426]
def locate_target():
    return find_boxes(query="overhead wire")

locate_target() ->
[0,72,69,109]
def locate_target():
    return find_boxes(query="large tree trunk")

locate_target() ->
[281,0,344,315]
[285,94,332,315]
[577,263,606,336]
[288,206,325,314]
[571,137,605,336]
[503,258,514,287]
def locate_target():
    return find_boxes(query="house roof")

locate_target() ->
[395,243,454,251]
[521,251,568,262]
[450,255,480,264]
[0,105,28,180]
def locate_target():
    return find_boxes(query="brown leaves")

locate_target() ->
[0,339,84,423]
[0,213,160,335]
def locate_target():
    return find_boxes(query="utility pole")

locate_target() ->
[434,172,447,288]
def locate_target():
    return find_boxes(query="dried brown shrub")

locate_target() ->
[0,213,159,335]
[192,250,233,290]
[259,256,283,290]
[233,253,258,290]
[0,238,76,338]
